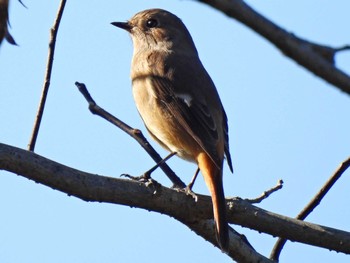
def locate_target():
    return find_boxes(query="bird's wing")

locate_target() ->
[150,74,222,169]
[222,109,233,172]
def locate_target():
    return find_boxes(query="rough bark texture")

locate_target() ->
[1,143,349,259]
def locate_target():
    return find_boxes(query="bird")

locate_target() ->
[112,8,233,251]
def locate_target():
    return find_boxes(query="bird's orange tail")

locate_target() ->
[197,153,229,252]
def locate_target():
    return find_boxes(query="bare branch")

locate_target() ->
[1,142,350,257]
[270,157,350,261]
[189,220,273,263]
[196,0,350,96]
[297,157,350,222]
[74,82,186,188]
[0,142,272,263]
[28,0,67,151]
[245,179,284,204]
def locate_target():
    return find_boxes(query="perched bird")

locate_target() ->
[112,9,233,251]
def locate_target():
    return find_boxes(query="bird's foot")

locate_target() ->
[120,172,151,183]
[121,173,161,193]
[183,186,198,202]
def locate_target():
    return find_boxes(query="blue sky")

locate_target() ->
[1,1,350,262]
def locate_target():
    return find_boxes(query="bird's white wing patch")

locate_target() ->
[175,92,193,107]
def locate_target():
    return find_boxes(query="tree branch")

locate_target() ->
[245,179,284,204]
[270,156,350,261]
[0,142,271,263]
[74,82,186,188]
[1,142,350,258]
[28,0,67,151]
[196,0,350,96]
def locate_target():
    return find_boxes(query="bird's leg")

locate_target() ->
[187,167,200,190]
[121,152,177,182]
[184,167,200,201]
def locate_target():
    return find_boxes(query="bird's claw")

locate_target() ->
[183,186,198,202]
[120,173,151,183]
[120,173,161,192]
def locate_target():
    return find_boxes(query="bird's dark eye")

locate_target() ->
[146,18,158,28]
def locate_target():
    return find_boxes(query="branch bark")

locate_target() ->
[0,142,270,263]
[75,82,186,188]
[28,0,67,151]
[270,157,350,261]
[1,142,350,259]
[196,0,350,96]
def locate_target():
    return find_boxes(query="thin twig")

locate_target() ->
[246,179,284,204]
[335,45,350,52]
[27,0,67,151]
[74,82,186,188]
[18,0,27,8]
[270,157,350,261]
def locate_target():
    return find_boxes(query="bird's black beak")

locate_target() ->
[111,21,132,32]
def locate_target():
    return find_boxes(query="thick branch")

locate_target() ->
[1,142,350,257]
[0,143,270,262]
[197,0,350,95]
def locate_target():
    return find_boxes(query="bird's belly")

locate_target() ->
[132,79,199,162]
